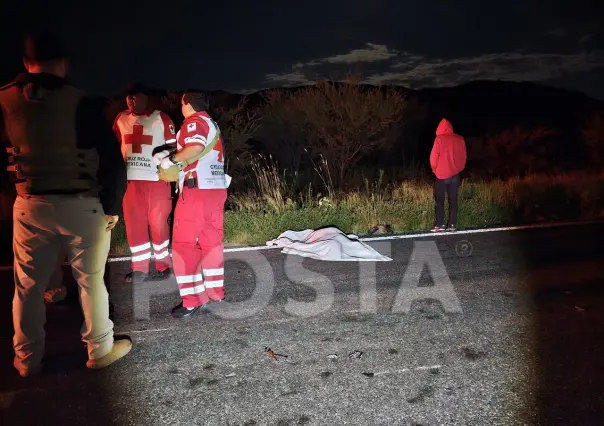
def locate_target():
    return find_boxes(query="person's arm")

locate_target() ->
[112,112,123,144]
[76,97,127,218]
[160,111,177,145]
[172,144,205,163]
[160,118,217,168]
[152,112,178,157]
[429,137,441,172]
[0,107,11,193]
[458,137,467,171]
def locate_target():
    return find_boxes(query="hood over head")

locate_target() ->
[436,118,454,136]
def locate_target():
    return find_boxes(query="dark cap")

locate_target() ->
[182,90,209,111]
[23,31,67,62]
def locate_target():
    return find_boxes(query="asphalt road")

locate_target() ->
[1,222,604,426]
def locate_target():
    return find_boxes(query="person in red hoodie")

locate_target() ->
[429,118,467,232]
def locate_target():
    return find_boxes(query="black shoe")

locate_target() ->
[150,268,172,281]
[125,271,149,283]
[171,302,209,318]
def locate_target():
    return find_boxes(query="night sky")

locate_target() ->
[1,0,603,99]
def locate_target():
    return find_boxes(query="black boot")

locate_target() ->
[150,268,172,281]
[171,302,209,318]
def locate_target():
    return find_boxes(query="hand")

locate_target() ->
[153,150,170,166]
[106,215,119,231]
[160,156,176,169]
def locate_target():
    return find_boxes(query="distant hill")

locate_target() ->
[193,80,604,171]
[158,79,604,137]
[200,79,604,114]
[113,79,604,130]
[414,80,603,134]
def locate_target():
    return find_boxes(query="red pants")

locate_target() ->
[123,180,173,273]
[172,187,227,308]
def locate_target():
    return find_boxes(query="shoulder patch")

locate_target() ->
[169,124,175,134]
[187,122,197,132]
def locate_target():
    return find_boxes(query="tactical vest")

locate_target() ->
[0,79,101,196]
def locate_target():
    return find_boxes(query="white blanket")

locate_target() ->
[266,227,392,261]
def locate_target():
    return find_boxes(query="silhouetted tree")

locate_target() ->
[261,77,407,188]
[468,125,558,178]
[212,97,261,176]
[581,111,604,169]
[257,89,309,178]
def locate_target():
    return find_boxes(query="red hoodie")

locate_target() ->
[429,118,467,179]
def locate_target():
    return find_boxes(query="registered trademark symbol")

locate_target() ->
[455,240,473,257]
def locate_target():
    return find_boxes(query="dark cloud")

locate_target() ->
[0,0,602,99]
[260,44,604,93]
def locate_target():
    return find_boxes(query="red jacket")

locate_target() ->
[429,118,467,179]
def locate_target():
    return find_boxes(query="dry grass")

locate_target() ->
[109,166,604,253]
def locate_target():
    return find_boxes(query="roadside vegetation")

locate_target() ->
[110,163,604,254]
[99,78,604,254]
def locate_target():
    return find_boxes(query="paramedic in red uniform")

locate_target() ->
[113,84,176,282]
[157,91,230,318]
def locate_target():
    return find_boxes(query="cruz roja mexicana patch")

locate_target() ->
[128,156,151,168]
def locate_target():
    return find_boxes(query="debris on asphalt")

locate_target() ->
[225,372,236,378]
[264,346,288,361]
[368,224,393,235]
[327,354,338,361]
[362,372,374,377]
[320,371,332,378]
[461,346,486,360]
[348,350,363,360]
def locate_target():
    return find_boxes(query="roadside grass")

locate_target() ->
[109,167,604,255]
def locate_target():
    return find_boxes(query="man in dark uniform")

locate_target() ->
[0,31,132,376]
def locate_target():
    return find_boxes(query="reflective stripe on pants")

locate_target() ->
[171,187,226,308]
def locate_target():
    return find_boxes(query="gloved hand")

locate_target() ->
[160,156,176,169]
[153,150,171,166]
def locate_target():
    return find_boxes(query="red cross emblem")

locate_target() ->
[124,124,153,154]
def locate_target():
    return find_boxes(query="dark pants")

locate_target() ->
[434,174,460,227]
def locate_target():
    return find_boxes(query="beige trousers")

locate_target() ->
[45,250,68,303]
[12,194,115,372]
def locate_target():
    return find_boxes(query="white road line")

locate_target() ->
[358,219,604,241]
[116,328,172,334]
[106,219,603,262]
[0,219,601,270]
